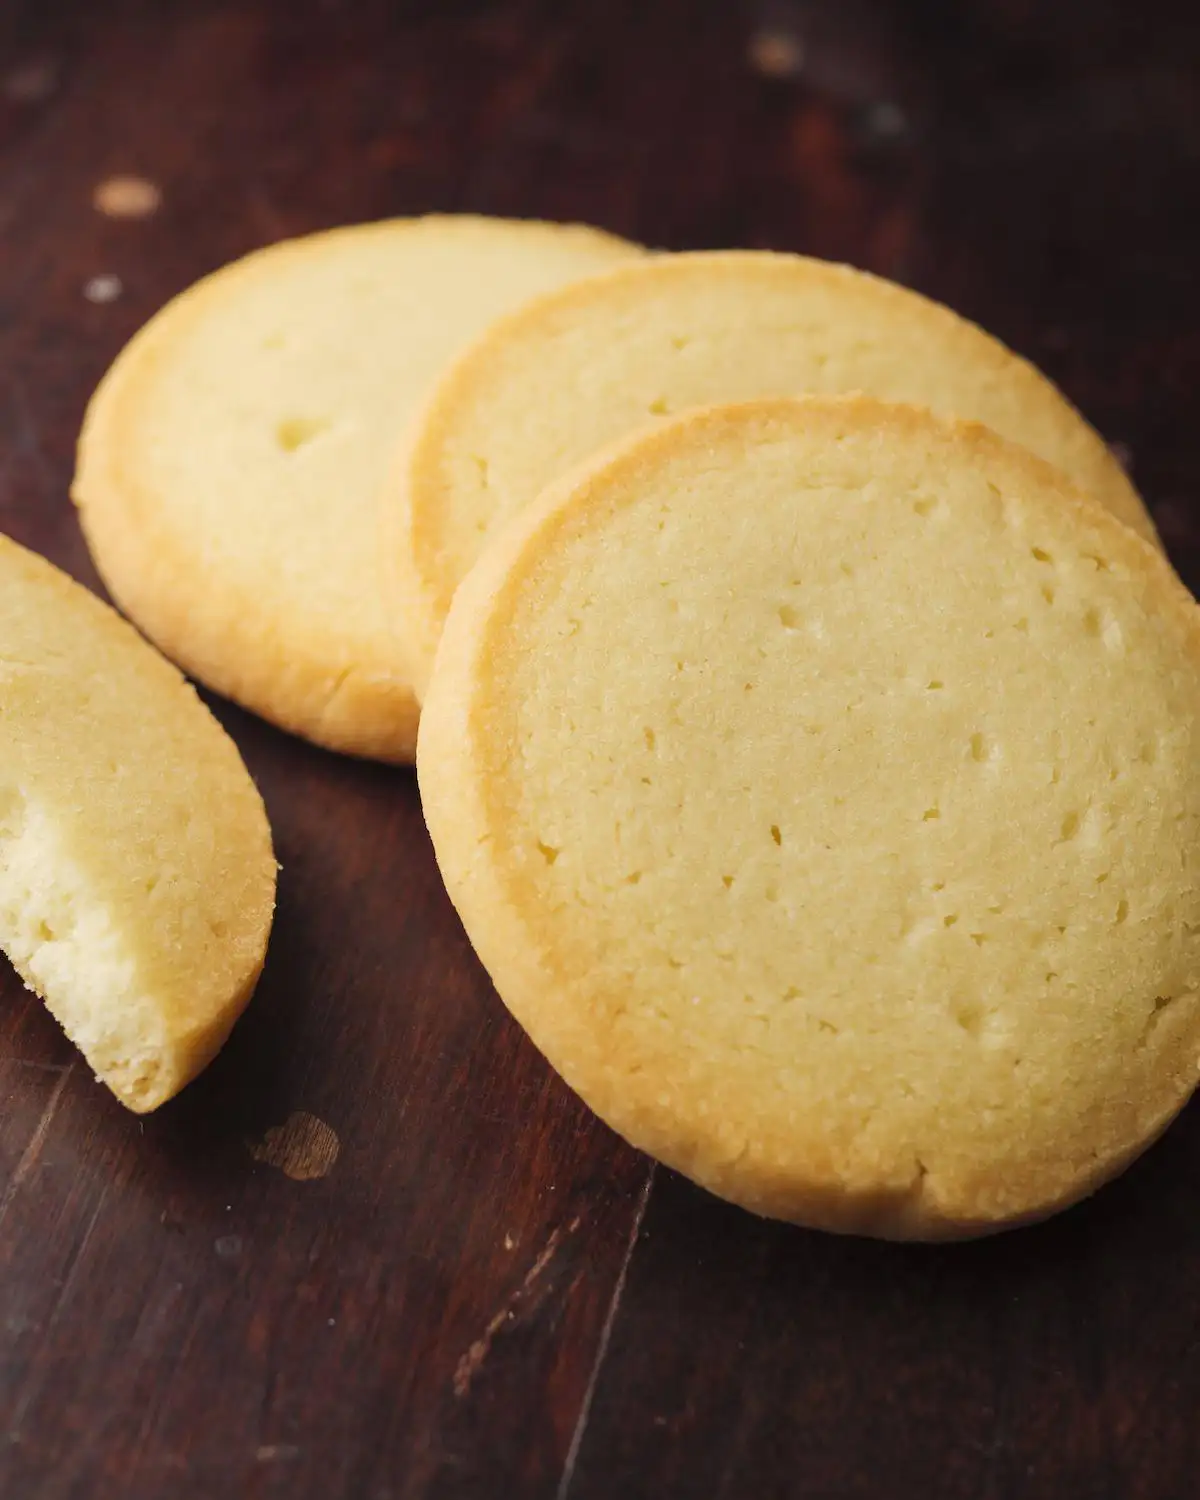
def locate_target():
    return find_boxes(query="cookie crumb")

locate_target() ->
[93,175,162,219]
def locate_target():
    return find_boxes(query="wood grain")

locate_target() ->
[0,1,1197,1496]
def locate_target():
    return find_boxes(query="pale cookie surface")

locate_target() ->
[73,216,641,762]
[395,252,1155,695]
[418,398,1200,1239]
[0,535,276,1112]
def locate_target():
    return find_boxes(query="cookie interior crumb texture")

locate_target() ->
[394,251,1157,696]
[72,215,642,762]
[0,534,276,1111]
[418,397,1200,1240]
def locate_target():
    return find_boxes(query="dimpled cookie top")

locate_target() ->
[73,216,642,762]
[394,252,1155,694]
[418,398,1200,1239]
[0,534,275,1111]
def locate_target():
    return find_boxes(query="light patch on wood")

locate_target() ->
[83,274,123,304]
[248,1111,340,1180]
[93,175,162,219]
[747,29,805,78]
[256,1445,300,1462]
[1109,439,1134,473]
[4,62,57,104]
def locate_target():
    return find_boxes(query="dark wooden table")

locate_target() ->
[1,1,1198,1495]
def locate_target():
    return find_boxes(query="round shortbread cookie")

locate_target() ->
[418,397,1200,1240]
[394,252,1156,696]
[0,534,276,1112]
[73,216,642,762]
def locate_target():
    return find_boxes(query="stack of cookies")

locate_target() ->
[59,216,1200,1237]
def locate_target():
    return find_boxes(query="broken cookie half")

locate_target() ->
[0,534,276,1111]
